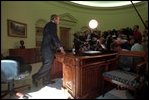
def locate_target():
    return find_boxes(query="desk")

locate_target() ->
[50,53,64,79]
[55,52,118,99]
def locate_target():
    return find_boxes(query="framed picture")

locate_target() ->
[7,19,27,38]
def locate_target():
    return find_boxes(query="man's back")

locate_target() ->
[131,43,144,51]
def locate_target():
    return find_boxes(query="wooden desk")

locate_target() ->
[55,52,118,99]
[50,53,64,79]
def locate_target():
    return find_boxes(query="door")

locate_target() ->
[60,27,71,50]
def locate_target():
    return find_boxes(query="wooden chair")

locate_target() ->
[102,50,147,98]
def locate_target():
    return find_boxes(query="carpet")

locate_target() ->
[17,78,134,99]
[18,78,70,99]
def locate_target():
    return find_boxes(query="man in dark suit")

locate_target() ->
[32,14,65,86]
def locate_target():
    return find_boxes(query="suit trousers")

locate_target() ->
[32,48,55,83]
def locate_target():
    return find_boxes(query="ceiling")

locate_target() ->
[70,1,142,8]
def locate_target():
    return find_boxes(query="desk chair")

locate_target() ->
[1,57,32,98]
[102,51,147,98]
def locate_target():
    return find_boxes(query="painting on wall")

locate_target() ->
[7,19,27,38]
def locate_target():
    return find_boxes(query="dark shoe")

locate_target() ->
[42,81,49,86]
[42,80,56,86]
[49,80,56,84]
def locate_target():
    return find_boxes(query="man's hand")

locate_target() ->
[59,47,66,54]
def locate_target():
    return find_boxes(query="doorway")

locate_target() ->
[60,27,71,50]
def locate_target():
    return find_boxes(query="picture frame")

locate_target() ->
[7,19,27,38]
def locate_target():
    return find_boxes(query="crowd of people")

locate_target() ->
[73,23,148,55]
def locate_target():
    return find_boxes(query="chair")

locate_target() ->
[102,51,147,98]
[1,56,32,98]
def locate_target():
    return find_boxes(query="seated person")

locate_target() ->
[121,36,135,50]
[131,38,144,71]
[131,38,144,51]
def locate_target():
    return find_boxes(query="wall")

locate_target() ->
[1,1,148,56]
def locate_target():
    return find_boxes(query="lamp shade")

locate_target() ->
[89,19,98,29]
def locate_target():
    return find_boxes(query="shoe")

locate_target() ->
[49,80,56,84]
[42,80,56,86]
[42,81,49,86]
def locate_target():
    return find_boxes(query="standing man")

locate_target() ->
[32,14,65,86]
[132,25,142,43]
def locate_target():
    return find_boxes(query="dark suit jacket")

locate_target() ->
[41,21,62,53]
